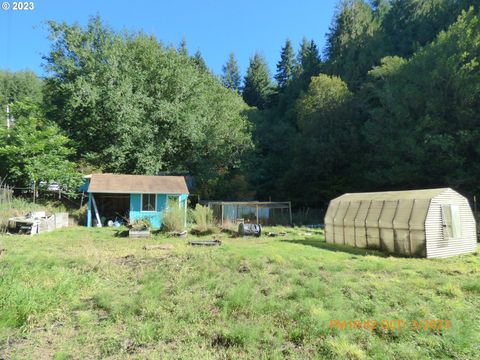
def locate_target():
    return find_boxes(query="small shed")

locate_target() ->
[324,188,477,258]
[86,174,189,229]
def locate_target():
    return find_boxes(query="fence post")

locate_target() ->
[288,201,293,226]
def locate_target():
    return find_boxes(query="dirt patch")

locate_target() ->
[211,334,236,348]
[114,254,190,269]
[261,288,271,296]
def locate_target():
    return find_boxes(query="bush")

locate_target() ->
[162,200,185,232]
[190,204,218,235]
[71,205,87,225]
[191,205,213,231]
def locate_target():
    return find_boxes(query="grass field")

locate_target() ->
[0,227,479,359]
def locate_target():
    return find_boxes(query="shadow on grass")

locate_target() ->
[114,229,129,238]
[281,238,388,257]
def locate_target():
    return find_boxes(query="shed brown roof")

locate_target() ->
[87,174,189,194]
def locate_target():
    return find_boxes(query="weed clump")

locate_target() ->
[162,200,185,232]
[190,204,218,235]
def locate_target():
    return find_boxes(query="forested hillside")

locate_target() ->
[242,0,480,207]
[1,0,480,207]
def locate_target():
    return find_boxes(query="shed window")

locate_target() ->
[142,194,156,211]
[442,205,461,239]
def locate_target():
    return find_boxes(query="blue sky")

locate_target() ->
[0,0,338,78]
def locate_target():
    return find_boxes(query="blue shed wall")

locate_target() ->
[129,193,186,229]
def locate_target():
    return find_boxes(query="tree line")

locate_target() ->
[1,0,480,207]
[223,0,480,206]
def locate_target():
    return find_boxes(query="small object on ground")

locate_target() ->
[303,232,313,236]
[238,223,262,237]
[143,244,174,250]
[129,229,151,238]
[188,239,222,246]
[107,220,114,227]
[169,230,188,238]
[267,232,277,237]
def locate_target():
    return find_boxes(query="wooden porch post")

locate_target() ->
[221,203,224,227]
[288,201,293,226]
[184,196,187,229]
[87,193,92,227]
[91,194,102,227]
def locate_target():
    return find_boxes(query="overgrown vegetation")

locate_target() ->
[162,200,186,232]
[190,204,216,235]
[0,227,478,358]
[70,205,87,226]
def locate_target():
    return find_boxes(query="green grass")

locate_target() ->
[0,227,479,359]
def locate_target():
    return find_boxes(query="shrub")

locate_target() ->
[190,204,219,235]
[191,204,213,231]
[162,200,185,232]
[71,205,87,225]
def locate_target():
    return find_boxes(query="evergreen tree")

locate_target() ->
[324,0,384,89]
[242,53,272,109]
[178,37,188,57]
[382,0,469,58]
[275,39,296,90]
[296,38,321,88]
[192,50,208,72]
[221,52,241,92]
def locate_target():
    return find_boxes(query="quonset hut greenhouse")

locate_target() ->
[324,188,477,258]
